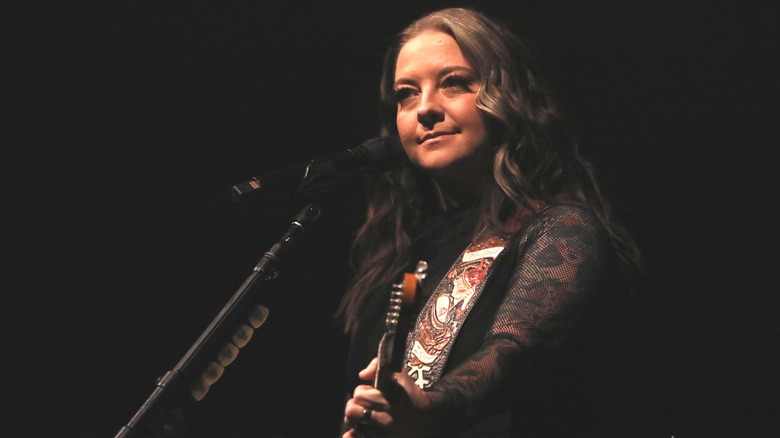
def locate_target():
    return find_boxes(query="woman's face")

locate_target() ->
[394,31,489,185]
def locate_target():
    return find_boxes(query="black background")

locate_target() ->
[3,1,774,437]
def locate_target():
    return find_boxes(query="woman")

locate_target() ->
[337,7,640,437]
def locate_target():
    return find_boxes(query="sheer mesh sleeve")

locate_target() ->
[423,204,623,434]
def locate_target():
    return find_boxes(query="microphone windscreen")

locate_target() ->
[360,136,404,171]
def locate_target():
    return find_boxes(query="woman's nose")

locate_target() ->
[417,90,444,128]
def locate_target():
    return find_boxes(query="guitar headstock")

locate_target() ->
[375,260,427,391]
[386,260,427,330]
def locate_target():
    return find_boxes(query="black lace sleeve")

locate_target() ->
[423,204,625,435]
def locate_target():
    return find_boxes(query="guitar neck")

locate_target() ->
[373,261,427,392]
[374,281,403,391]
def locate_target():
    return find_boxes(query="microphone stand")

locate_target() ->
[115,203,322,438]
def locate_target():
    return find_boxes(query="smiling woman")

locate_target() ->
[393,30,490,197]
[336,7,642,438]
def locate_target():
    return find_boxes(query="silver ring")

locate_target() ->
[362,408,372,421]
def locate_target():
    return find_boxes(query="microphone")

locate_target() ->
[230,136,404,203]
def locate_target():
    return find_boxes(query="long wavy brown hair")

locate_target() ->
[336,7,641,333]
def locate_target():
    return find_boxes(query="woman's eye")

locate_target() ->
[442,75,473,90]
[394,88,415,102]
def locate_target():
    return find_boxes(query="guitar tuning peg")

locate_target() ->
[415,260,428,281]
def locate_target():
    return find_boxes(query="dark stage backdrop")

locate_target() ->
[3,1,773,437]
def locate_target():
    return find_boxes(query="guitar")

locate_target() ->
[373,260,428,393]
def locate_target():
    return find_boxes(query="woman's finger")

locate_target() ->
[358,357,379,381]
[351,384,390,409]
[344,397,394,428]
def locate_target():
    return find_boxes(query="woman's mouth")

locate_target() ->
[419,132,456,145]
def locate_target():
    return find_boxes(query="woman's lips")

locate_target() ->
[419,132,455,145]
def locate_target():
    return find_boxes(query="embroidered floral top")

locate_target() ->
[343,203,632,436]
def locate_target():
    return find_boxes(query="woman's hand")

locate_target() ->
[343,358,431,437]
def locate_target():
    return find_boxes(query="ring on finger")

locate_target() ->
[362,407,372,422]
